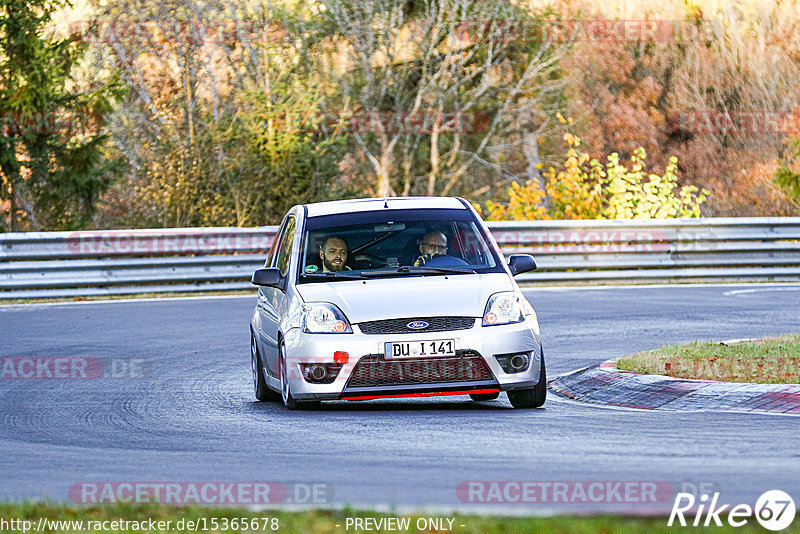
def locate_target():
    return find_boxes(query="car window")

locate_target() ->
[274,216,296,276]
[265,219,287,267]
[297,209,503,283]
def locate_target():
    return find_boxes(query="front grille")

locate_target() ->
[346,351,494,388]
[358,316,475,335]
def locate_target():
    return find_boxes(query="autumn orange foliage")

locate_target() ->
[545,0,800,216]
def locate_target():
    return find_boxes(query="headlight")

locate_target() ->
[482,292,524,326]
[302,303,353,334]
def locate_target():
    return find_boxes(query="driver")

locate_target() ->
[414,230,448,267]
[320,235,350,272]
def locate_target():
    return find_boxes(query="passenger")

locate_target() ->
[320,235,350,272]
[414,230,448,267]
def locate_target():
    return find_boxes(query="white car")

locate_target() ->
[249,197,545,409]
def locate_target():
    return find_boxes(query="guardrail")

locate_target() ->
[1,218,799,299]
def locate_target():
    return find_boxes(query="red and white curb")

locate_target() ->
[550,360,800,414]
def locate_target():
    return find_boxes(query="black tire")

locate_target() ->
[279,340,319,410]
[252,333,280,401]
[470,392,500,401]
[507,352,546,409]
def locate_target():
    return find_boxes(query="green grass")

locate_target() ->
[617,334,800,383]
[1,503,797,534]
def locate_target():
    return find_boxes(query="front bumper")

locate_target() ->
[282,316,542,400]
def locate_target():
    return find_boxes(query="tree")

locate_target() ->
[307,0,568,198]
[0,0,121,231]
[87,0,349,227]
[556,0,800,216]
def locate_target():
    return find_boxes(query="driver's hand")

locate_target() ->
[414,253,435,267]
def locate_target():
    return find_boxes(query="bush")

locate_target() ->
[482,119,708,220]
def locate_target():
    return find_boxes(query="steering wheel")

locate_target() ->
[352,253,386,269]
[423,254,471,268]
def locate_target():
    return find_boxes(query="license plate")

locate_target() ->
[384,339,456,359]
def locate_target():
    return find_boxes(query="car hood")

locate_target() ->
[295,273,514,323]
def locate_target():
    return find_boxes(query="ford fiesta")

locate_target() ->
[249,197,545,409]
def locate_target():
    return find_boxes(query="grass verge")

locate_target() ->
[617,334,800,383]
[1,503,796,534]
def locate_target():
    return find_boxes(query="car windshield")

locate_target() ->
[298,208,503,283]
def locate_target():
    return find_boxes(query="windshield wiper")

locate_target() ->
[403,266,476,275]
[361,266,475,277]
[301,271,368,280]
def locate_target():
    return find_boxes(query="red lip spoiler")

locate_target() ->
[341,388,500,401]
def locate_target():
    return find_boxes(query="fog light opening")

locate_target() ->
[509,354,529,371]
[309,364,328,381]
[300,362,344,384]
[495,352,531,374]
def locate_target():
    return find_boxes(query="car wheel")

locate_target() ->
[469,392,500,401]
[279,340,300,410]
[507,352,547,409]
[251,332,280,401]
[279,340,320,410]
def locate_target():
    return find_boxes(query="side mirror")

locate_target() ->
[251,267,283,287]
[507,254,537,276]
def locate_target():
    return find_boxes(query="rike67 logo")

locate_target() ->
[669,490,795,531]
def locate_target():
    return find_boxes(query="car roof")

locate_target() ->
[304,197,468,217]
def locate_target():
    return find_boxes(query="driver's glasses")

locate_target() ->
[421,243,447,253]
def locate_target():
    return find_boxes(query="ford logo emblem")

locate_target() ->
[407,321,429,330]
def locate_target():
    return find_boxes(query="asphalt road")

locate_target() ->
[1,284,799,514]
